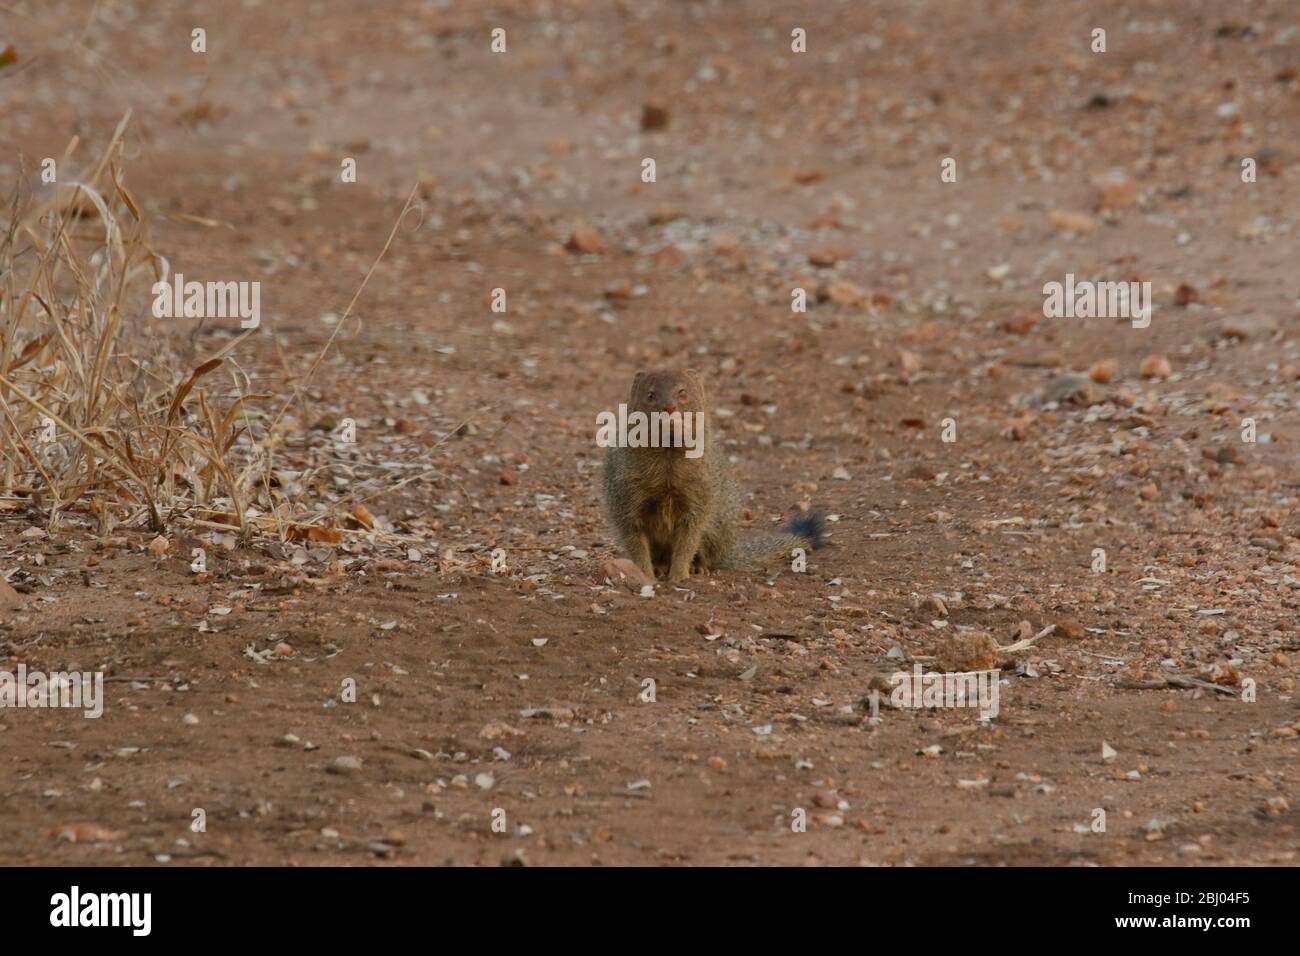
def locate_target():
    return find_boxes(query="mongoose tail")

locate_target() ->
[720,512,827,571]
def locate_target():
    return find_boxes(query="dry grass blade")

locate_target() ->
[0,114,267,534]
[2,119,442,549]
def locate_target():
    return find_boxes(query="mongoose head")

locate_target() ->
[628,368,707,418]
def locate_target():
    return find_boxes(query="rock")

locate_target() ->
[521,705,576,721]
[1139,355,1172,379]
[710,232,740,258]
[648,207,685,226]
[640,103,669,131]
[480,721,524,740]
[1204,381,1240,403]
[1002,413,1032,441]
[1204,445,1244,465]
[565,225,605,254]
[1214,315,1278,340]
[1087,360,1116,383]
[808,247,849,267]
[826,280,865,306]
[1041,374,1101,406]
[1173,283,1198,306]
[935,633,998,672]
[597,558,653,590]
[1001,314,1039,335]
[147,535,170,557]
[328,756,363,775]
[1054,619,1086,640]
[1035,351,1064,369]
[0,576,21,609]
[603,279,634,300]
[897,349,922,383]
[1092,172,1138,211]
[1204,663,1240,686]
[1049,208,1097,233]
[918,596,948,619]
[1101,742,1117,762]
[1263,796,1290,815]
[1143,817,1168,840]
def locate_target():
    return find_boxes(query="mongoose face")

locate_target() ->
[628,368,707,419]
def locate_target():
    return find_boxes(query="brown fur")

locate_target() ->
[602,369,823,582]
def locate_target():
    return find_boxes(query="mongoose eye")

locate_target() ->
[677,388,687,398]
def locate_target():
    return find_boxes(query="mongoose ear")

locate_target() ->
[683,368,705,397]
[629,370,647,405]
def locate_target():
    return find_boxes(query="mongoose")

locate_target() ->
[602,368,826,582]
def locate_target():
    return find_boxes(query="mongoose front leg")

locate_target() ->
[667,520,706,582]
[627,531,654,578]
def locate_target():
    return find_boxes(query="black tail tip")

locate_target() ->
[787,511,827,550]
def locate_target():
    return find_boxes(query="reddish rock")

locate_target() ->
[597,559,653,590]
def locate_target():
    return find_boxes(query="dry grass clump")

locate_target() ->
[0,114,267,535]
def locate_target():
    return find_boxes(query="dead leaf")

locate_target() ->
[352,504,375,530]
[48,823,126,843]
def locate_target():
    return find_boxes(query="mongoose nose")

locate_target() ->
[663,402,676,414]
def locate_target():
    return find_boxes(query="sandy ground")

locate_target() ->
[1,0,1298,865]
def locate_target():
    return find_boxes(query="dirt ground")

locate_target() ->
[1,0,1298,866]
